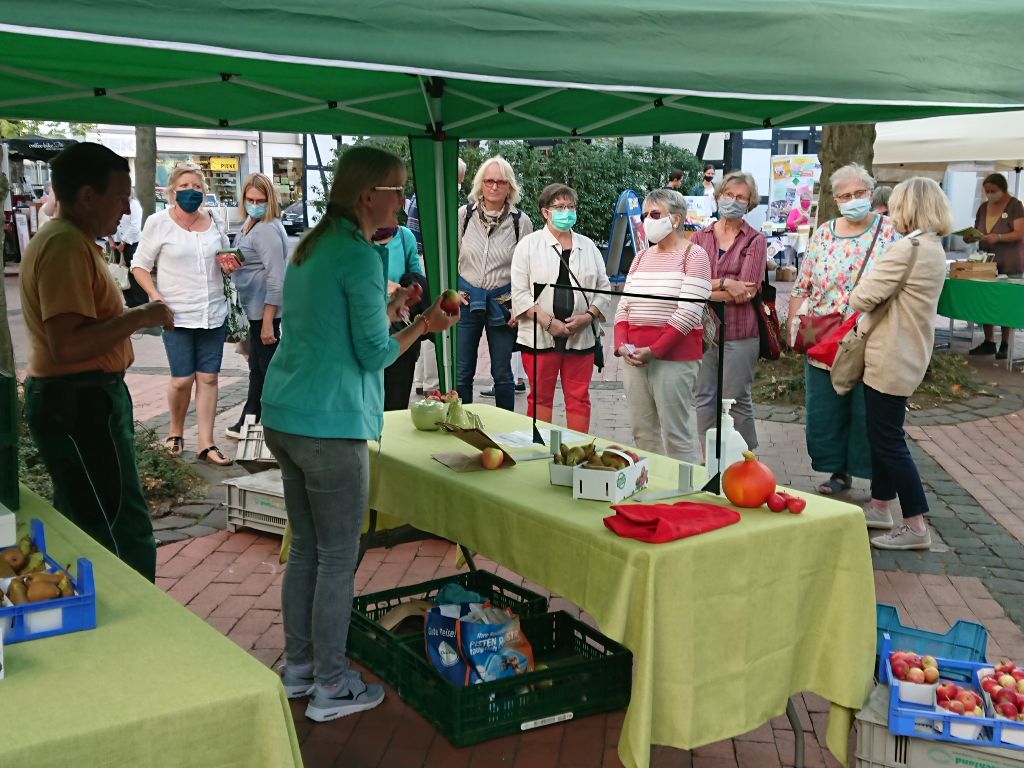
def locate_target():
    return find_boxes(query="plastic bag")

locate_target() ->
[425,602,534,686]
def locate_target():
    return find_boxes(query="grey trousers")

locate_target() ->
[623,358,701,464]
[263,427,368,687]
[695,336,760,451]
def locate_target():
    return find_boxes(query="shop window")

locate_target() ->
[272,159,304,206]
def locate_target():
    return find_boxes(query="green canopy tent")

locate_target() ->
[3,0,1024,389]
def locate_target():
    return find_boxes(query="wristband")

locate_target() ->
[545,316,554,333]
[421,314,432,333]
[586,308,597,320]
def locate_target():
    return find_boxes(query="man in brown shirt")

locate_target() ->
[21,142,173,581]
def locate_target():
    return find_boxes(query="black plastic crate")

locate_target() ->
[348,570,548,687]
[0,371,17,510]
[396,610,632,746]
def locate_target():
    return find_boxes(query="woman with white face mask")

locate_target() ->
[613,189,712,463]
[786,163,900,499]
[962,173,1024,358]
[690,171,766,452]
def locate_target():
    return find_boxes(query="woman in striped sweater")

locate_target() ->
[614,189,712,463]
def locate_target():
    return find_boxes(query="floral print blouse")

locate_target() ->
[791,213,901,369]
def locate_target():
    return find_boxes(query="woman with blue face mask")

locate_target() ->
[786,163,900,499]
[132,162,235,465]
[224,172,289,439]
[510,183,612,432]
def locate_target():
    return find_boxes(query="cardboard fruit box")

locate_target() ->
[950,261,998,280]
[572,449,649,503]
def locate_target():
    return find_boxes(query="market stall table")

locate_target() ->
[3,487,303,768]
[937,277,1024,369]
[369,406,876,768]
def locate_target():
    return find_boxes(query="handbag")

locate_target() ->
[830,234,919,396]
[751,267,782,360]
[792,217,884,354]
[107,260,130,290]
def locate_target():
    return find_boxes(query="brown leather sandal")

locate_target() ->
[165,436,184,457]
[198,445,233,467]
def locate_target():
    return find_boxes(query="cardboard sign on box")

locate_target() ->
[572,451,649,503]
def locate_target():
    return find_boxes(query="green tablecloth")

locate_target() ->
[937,277,1024,327]
[370,406,876,768]
[5,487,303,768]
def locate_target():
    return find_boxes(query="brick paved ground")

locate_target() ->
[8,272,1024,767]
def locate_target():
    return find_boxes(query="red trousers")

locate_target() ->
[520,350,594,433]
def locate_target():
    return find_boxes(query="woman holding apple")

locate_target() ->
[510,183,612,432]
[260,146,459,723]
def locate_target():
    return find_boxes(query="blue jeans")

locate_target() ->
[262,427,368,687]
[456,309,516,411]
[864,385,929,518]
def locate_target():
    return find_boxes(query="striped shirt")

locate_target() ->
[614,242,712,361]
[689,221,767,341]
[457,203,533,290]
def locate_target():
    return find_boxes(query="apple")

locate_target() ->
[982,677,1000,695]
[994,687,1017,706]
[975,706,984,716]
[921,655,938,669]
[403,282,423,307]
[998,701,1019,719]
[937,682,959,701]
[905,654,923,670]
[1016,692,1024,711]
[957,691,981,711]
[1012,669,1024,682]
[937,699,951,710]
[890,651,909,666]
[997,660,1017,675]
[480,447,505,470]
[907,667,926,684]
[439,289,461,316]
[766,493,788,513]
[923,666,940,684]
[891,660,910,681]
[787,496,807,514]
[1000,674,1017,689]
[949,700,966,715]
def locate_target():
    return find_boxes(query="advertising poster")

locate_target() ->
[605,189,646,279]
[768,154,821,227]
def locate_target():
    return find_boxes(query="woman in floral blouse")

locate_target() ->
[786,163,900,500]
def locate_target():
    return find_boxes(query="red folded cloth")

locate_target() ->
[604,501,741,543]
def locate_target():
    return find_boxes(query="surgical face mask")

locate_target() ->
[175,188,204,213]
[718,198,747,220]
[800,200,811,210]
[549,209,576,231]
[645,214,675,244]
[986,191,1004,204]
[245,202,268,219]
[839,197,872,222]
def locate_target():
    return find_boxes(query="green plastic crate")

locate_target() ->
[348,570,549,688]
[395,610,632,746]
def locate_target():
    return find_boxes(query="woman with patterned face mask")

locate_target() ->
[690,171,766,453]
[132,162,234,465]
[962,173,1024,358]
[613,189,712,463]
[224,173,289,439]
[787,163,900,500]
[510,183,612,432]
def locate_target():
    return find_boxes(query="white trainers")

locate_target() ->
[871,523,932,551]
[224,426,244,440]
[305,672,385,722]
[863,502,894,529]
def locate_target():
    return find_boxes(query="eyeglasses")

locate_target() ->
[482,179,509,188]
[640,210,670,220]
[547,205,576,211]
[833,188,870,204]
[720,193,750,205]
[244,197,267,205]
[373,186,405,193]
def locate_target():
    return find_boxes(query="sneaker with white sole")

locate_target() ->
[279,663,315,699]
[305,674,385,722]
[863,502,894,529]
[225,425,244,440]
[871,523,932,551]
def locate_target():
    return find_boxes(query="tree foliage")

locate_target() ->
[0,119,94,138]
[321,138,701,243]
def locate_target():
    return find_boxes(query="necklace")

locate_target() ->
[174,207,202,232]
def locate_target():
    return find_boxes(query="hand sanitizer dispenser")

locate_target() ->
[704,400,749,495]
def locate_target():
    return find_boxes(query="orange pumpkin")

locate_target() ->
[721,451,777,508]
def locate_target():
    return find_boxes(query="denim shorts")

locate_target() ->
[161,323,228,377]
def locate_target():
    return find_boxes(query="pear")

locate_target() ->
[18,535,33,557]
[26,580,61,602]
[58,575,74,597]
[17,551,45,575]
[6,578,28,605]
[1,547,24,573]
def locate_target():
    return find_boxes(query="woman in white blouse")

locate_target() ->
[132,163,233,466]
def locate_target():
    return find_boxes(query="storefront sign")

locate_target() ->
[210,156,239,172]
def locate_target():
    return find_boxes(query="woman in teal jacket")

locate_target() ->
[261,146,459,723]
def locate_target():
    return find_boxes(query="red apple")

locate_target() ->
[921,655,938,670]
[957,691,981,711]
[998,701,1019,719]
[982,678,1000,695]
[403,282,423,307]
[905,654,923,670]
[907,667,926,684]
[480,447,505,470]
[787,496,807,514]
[937,699,951,710]
[766,493,788,513]
[949,700,966,715]
[1012,669,1024,682]
[439,289,461,316]
[1016,693,1024,711]
[892,660,910,681]
[937,682,959,701]
[923,666,940,684]
[1000,674,1017,688]
[997,660,1017,674]
[994,687,1017,705]
[890,651,909,665]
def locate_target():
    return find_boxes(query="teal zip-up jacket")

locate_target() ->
[261,216,400,440]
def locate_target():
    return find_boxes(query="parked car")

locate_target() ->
[282,200,308,235]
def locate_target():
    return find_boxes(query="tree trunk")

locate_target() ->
[135,125,157,223]
[816,124,876,223]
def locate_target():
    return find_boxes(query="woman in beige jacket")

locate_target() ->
[848,177,953,551]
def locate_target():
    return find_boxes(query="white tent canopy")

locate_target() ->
[874,111,1024,169]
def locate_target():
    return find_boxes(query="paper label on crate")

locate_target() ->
[520,712,573,731]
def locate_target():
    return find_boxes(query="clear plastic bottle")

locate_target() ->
[704,399,749,495]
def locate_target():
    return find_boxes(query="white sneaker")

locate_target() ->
[224,426,243,440]
[871,523,932,551]
[863,502,894,529]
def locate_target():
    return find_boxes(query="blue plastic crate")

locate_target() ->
[0,519,97,643]
[880,633,1024,751]
[876,603,988,676]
